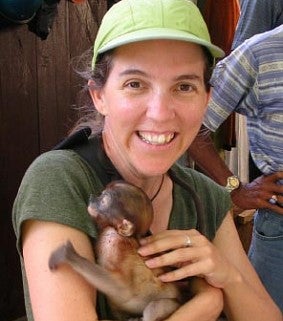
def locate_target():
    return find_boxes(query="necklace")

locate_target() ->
[150,174,165,202]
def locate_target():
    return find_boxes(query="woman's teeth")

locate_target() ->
[139,132,174,145]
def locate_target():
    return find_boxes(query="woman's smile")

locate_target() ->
[138,131,176,146]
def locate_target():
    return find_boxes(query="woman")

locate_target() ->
[13,0,281,320]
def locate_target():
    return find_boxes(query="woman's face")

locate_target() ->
[90,40,210,178]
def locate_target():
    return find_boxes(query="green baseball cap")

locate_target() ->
[92,0,224,68]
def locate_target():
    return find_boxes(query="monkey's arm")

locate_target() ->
[49,240,176,321]
[49,239,133,302]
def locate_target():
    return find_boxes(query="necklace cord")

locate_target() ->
[150,174,165,202]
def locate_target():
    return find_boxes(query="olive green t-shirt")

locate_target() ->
[12,142,231,320]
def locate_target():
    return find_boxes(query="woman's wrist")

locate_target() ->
[222,265,244,292]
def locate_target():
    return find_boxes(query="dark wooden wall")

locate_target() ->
[0,1,107,320]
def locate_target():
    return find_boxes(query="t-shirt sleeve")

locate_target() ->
[12,150,102,254]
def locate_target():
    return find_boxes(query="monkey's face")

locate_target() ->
[88,181,154,237]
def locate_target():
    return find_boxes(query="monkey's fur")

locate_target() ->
[49,181,182,321]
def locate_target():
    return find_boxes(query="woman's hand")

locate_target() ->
[138,229,235,289]
[139,215,282,321]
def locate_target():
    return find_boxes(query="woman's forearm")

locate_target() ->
[166,278,223,321]
[222,267,281,321]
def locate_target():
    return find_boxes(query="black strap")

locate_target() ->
[53,127,92,150]
[53,127,206,235]
[168,169,206,235]
[53,127,122,186]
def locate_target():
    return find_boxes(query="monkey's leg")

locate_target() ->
[143,298,180,321]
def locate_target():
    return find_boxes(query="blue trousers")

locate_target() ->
[248,209,283,312]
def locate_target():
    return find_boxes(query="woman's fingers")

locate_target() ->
[158,261,205,282]
[138,229,232,288]
[143,247,196,268]
[138,230,214,278]
[138,229,200,255]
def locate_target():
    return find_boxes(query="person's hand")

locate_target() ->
[138,229,235,289]
[231,171,283,215]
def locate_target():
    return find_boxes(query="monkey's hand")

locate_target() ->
[49,240,77,270]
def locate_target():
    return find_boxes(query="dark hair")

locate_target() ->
[69,45,214,135]
[69,49,114,135]
[202,46,215,91]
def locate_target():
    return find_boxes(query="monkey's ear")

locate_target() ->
[117,219,135,237]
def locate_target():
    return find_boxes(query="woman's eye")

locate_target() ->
[126,81,141,89]
[178,83,194,92]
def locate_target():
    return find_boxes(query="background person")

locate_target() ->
[188,25,283,312]
[231,0,283,183]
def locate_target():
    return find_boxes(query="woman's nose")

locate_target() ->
[146,92,175,121]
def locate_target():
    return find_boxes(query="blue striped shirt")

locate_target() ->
[204,25,283,175]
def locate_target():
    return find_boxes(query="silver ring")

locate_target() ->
[270,194,278,204]
[184,235,192,247]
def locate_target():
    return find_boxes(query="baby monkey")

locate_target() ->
[49,181,182,321]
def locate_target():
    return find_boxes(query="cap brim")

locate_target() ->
[97,28,225,59]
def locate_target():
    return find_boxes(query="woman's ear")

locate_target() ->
[88,79,108,116]
[206,88,211,105]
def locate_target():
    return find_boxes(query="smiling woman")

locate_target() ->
[12,0,282,321]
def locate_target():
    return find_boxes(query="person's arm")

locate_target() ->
[22,220,99,321]
[213,213,282,320]
[165,278,223,321]
[188,127,283,214]
[188,126,233,186]
[138,213,282,321]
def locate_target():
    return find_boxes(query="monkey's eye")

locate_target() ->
[99,193,112,210]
